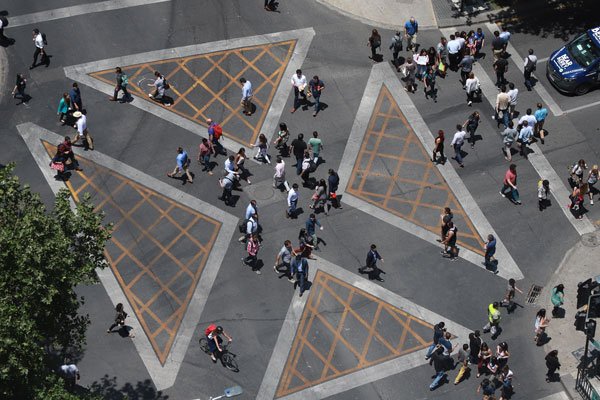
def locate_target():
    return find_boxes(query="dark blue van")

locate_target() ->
[547,27,600,95]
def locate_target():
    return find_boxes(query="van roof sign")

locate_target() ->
[590,27,600,47]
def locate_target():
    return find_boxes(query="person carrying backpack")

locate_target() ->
[30,28,49,69]
[389,31,403,66]
[110,67,131,102]
[206,118,226,156]
[204,325,232,362]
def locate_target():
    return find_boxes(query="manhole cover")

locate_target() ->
[526,285,544,304]
[582,232,600,248]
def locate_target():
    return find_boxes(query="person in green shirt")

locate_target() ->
[551,284,564,317]
[308,131,323,164]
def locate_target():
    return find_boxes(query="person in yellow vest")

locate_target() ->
[483,302,501,338]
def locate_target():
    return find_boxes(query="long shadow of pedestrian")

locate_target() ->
[88,374,169,400]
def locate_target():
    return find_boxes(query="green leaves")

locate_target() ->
[0,164,111,398]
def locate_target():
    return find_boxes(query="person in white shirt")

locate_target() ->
[499,26,511,44]
[290,69,307,113]
[30,28,47,69]
[507,83,519,119]
[72,111,93,150]
[273,156,290,191]
[518,108,537,129]
[523,48,538,91]
[518,120,534,157]
[287,183,299,218]
[464,72,480,106]
[60,362,80,389]
[451,125,467,168]
[240,77,253,116]
[446,34,462,71]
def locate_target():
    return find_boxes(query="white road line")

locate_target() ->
[563,99,600,114]
[442,28,596,236]
[5,0,170,28]
[485,23,564,116]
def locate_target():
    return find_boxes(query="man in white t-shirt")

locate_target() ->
[290,69,307,113]
[60,362,80,389]
[30,28,48,69]
[72,111,93,150]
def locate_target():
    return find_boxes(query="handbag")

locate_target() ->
[50,161,64,172]
[438,62,446,73]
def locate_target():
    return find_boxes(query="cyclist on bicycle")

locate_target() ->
[206,325,233,362]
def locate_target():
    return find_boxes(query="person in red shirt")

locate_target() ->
[198,138,214,175]
[500,164,520,204]
[57,136,82,171]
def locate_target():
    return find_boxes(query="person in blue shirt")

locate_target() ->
[534,102,548,144]
[240,77,253,116]
[358,244,385,282]
[483,234,497,271]
[518,120,533,157]
[404,17,419,51]
[305,214,323,250]
[167,147,193,183]
[291,255,309,297]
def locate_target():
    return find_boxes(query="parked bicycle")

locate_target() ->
[199,337,239,372]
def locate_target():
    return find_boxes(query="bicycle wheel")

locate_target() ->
[221,353,239,372]
[198,338,209,353]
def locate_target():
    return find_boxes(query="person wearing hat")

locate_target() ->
[72,110,93,150]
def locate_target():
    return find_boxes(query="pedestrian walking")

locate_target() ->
[273,156,290,191]
[458,52,475,87]
[70,83,82,111]
[483,234,497,270]
[491,30,504,62]
[219,171,236,206]
[588,165,599,204]
[167,147,193,183]
[290,133,307,176]
[501,121,516,161]
[536,179,550,211]
[447,34,461,71]
[251,133,271,164]
[234,148,251,184]
[59,360,80,391]
[358,244,385,282]
[501,278,523,312]
[305,213,323,250]
[495,85,510,128]
[569,183,587,219]
[30,28,48,69]
[287,183,299,218]
[57,93,71,124]
[273,122,290,152]
[518,108,537,132]
[551,284,565,317]
[198,138,215,175]
[239,77,253,116]
[148,71,171,106]
[54,136,82,173]
[290,69,307,113]
[477,378,495,398]
[109,67,130,102]
[404,17,419,52]
[545,350,561,382]
[431,130,445,164]
[0,14,7,41]
[465,72,480,106]
[308,75,325,117]
[106,302,135,337]
[534,102,548,144]
[570,159,588,188]
[496,341,510,370]
[238,213,258,243]
[11,73,28,105]
[415,49,429,80]
[389,31,404,66]
[310,179,327,211]
[507,82,518,119]
[274,240,295,282]
[498,365,514,400]
[466,30,477,56]
[437,207,453,242]
[308,131,323,164]
[524,49,538,91]
[429,346,448,391]
[423,66,437,102]
[401,58,417,92]
[476,342,493,377]
[264,0,276,11]
[291,255,309,296]
[451,124,466,167]
[72,110,94,150]
[517,120,533,157]
[207,118,226,157]
[454,343,470,385]
[469,330,482,364]
[493,55,509,87]
[300,150,314,186]
[464,111,480,148]
[500,164,520,204]
[242,233,261,274]
[296,228,316,260]
[483,302,501,338]
[534,308,551,345]
[474,27,485,56]
[425,321,446,358]
[441,221,459,260]
[367,29,382,61]
[436,37,448,76]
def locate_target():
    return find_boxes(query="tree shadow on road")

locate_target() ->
[489,0,597,41]
[88,375,169,400]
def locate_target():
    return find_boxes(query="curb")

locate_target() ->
[0,46,8,103]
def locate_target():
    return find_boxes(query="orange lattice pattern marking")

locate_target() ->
[346,85,485,255]
[89,40,296,146]
[43,141,220,365]
[276,271,432,397]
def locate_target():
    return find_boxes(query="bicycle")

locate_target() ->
[199,337,239,372]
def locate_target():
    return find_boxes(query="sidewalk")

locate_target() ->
[541,229,600,399]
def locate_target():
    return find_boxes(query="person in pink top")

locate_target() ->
[198,138,214,175]
[242,233,261,274]
[500,164,521,204]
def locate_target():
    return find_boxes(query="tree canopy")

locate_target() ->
[0,164,111,399]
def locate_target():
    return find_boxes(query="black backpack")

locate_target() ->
[41,32,48,45]
[0,16,9,27]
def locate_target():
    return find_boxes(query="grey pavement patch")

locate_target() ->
[5,0,171,28]
[63,28,315,153]
[337,62,523,280]
[256,256,471,400]
[483,23,564,117]
[536,392,570,400]
[441,27,596,237]
[242,178,288,208]
[16,122,238,391]
[0,46,7,103]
